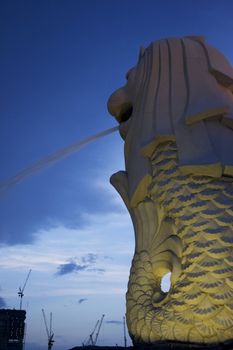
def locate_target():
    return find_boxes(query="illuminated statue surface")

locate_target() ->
[108,37,233,345]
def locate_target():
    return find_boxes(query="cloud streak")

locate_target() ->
[78,298,88,304]
[56,253,106,277]
[56,261,87,276]
[87,268,105,273]
[0,211,133,299]
[105,320,123,325]
[82,253,98,264]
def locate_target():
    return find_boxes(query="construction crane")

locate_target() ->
[18,269,31,310]
[94,314,105,346]
[84,314,105,347]
[83,320,99,346]
[123,316,127,348]
[42,308,55,350]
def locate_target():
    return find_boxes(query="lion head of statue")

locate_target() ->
[108,36,233,208]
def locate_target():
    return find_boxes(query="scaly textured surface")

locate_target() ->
[126,141,233,345]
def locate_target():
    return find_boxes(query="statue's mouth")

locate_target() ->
[107,86,133,140]
[118,103,133,140]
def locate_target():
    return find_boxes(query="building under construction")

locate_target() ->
[0,309,26,350]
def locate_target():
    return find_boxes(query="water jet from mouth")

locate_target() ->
[0,126,119,195]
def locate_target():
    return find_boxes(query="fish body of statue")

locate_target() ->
[107,37,233,346]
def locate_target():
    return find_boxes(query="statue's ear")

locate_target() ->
[206,44,233,92]
[138,46,146,60]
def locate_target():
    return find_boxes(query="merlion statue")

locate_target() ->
[107,36,233,346]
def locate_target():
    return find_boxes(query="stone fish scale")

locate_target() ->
[126,141,233,345]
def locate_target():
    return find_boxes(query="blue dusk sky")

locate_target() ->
[1,1,233,349]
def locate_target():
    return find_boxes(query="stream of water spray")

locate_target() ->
[0,126,119,194]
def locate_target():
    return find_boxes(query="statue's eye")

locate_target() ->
[119,103,133,123]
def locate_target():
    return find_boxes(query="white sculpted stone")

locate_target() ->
[108,37,233,345]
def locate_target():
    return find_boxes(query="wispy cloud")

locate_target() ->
[56,260,87,276]
[0,210,133,298]
[87,268,105,273]
[0,210,132,271]
[0,136,125,247]
[78,298,88,304]
[82,253,98,264]
[105,320,123,325]
[56,253,105,277]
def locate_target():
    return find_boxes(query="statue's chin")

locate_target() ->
[110,171,130,210]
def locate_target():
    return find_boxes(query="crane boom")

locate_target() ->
[94,314,105,345]
[84,319,99,346]
[18,269,32,310]
[22,269,31,292]
[42,308,50,338]
[42,309,55,350]
[90,320,99,345]
[50,312,52,338]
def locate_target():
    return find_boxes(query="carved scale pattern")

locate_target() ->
[126,141,233,345]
